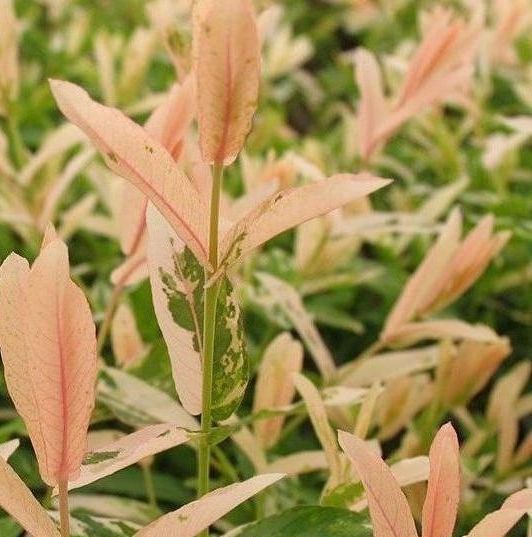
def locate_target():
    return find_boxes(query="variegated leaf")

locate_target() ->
[147,206,248,421]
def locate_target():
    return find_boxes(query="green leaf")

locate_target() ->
[236,506,372,537]
[0,518,22,537]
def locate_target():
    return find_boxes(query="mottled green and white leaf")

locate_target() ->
[147,206,248,421]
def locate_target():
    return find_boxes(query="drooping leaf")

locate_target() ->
[0,229,98,486]
[147,206,248,420]
[194,0,261,165]
[66,424,189,491]
[49,79,210,267]
[338,431,418,537]
[235,506,372,537]
[422,423,460,537]
[0,456,60,537]
[134,474,284,537]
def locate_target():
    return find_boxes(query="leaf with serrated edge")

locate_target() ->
[134,474,284,537]
[49,79,209,267]
[422,424,460,537]
[194,0,261,165]
[65,424,188,491]
[147,205,248,420]
[0,228,98,486]
[338,430,418,537]
[0,457,60,537]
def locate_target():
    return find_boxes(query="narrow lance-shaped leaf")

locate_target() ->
[147,205,248,420]
[98,366,199,430]
[0,227,98,486]
[134,474,284,537]
[219,173,391,271]
[255,273,336,380]
[422,423,460,537]
[49,79,210,267]
[467,489,532,537]
[338,430,418,537]
[194,0,261,165]
[0,457,60,537]
[253,332,303,448]
[66,424,188,491]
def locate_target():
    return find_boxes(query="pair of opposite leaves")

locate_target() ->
[49,0,390,416]
[0,226,285,536]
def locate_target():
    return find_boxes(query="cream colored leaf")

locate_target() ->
[266,451,328,476]
[338,430,418,537]
[422,423,460,537]
[294,374,342,484]
[66,424,188,491]
[98,366,199,430]
[0,457,60,537]
[134,474,284,537]
[339,346,439,387]
[194,0,261,165]
[255,273,336,380]
[253,332,304,448]
[111,302,150,367]
[0,439,19,461]
[387,320,500,347]
[49,79,209,266]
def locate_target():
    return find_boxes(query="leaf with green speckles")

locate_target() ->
[235,506,372,537]
[147,206,248,421]
[83,451,121,466]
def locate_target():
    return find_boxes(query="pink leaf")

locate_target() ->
[66,424,188,491]
[338,430,418,537]
[134,474,284,537]
[220,173,391,270]
[422,423,460,537]
[0,230,98,487]
[49,79,210,267]
[468,489,532,537]
[194,0,261,165]
[0,457,60,537]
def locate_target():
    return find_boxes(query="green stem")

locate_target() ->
[142,463,157,508]
[197,162,224,537]
[58,480,70,537]
[5,108,26,169]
